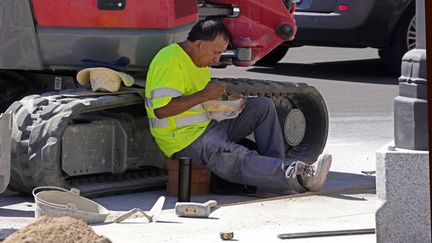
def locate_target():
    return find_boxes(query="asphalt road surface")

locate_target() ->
[212,46,399,175]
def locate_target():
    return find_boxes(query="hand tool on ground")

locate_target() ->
[220,231,234,240]
[277,228,376,239]
[115,196,165,223]
[175,200,217,218]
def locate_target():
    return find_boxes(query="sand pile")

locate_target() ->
[3,216,111,243]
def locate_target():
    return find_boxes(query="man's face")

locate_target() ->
[194,35,228,67]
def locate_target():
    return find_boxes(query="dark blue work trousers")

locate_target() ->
[175,97,292,190]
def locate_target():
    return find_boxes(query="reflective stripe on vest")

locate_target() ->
[146,88,183,108]
[176,113,210,128]
[148,118,169,128]
[145,98,153,108]
[146,98,204,111]
[146,88,209,128]
[152,88,182,99]
[149,113,210,128]
[147,104,208,128]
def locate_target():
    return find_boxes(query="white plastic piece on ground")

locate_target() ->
[0,112,12,193]
[33,186,110,224]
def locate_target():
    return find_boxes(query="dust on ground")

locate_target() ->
[3,216,111,243]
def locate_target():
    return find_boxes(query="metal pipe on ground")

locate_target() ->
[278,228,375,240]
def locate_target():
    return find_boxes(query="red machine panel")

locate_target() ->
[209,0,297,66]
[31,0,198,29]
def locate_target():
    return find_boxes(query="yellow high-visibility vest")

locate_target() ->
[145,43,211,157]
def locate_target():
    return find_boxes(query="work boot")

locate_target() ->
[285,153,332,193]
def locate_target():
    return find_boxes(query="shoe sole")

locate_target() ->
[308,153,332,192]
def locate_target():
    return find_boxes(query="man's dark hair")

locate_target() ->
[187,18,232,43]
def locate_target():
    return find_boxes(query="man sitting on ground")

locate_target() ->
[145,18,332,194]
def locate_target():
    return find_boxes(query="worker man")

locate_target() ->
[145,18,332,194]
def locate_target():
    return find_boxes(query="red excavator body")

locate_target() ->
[0,1,328,197]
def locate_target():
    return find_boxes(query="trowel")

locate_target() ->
[115,196,165,223]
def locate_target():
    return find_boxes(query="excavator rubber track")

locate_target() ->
[6,79,328,197]
[226,78,328,162]
[6,89,167,197]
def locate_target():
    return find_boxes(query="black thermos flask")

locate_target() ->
[178,157,191,202]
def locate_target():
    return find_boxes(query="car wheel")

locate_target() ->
[379,6,416,76]
[255,45,289,66]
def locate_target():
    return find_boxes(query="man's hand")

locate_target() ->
[153,79,226,119]
[201,79,227,100]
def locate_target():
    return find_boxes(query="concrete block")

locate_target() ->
[399,49,427,86]
[376,142,431,243]
[394,95,428,150]
[394,48,428,151]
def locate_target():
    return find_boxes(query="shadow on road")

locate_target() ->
[93,171,376,212]
[324,171,375,191]
[0,208,33,217]
[0,172,375,214]
[0,228,17,241]
[0,190,32,207]
[249,58,398,85]
[321,171,375,201]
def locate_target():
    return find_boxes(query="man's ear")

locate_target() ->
[195,40,203,49]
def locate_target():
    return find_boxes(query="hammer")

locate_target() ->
[175,200,217,218]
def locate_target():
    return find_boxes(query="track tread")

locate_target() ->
[8,90,148,195]
[223,78,328,162]
[7,79,328,196]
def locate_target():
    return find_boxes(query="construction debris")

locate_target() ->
[3,216,111,243]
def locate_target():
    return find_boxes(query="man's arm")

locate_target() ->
[154,80,226,119]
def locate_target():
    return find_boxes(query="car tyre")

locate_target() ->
[379,5,416,76]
